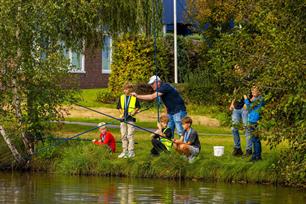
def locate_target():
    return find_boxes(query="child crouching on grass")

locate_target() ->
[92,122,116,153]
[173,116,201,163]
[150,114,174,156]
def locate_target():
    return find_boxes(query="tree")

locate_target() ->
[188,0,305,186]
[0,0,161,166]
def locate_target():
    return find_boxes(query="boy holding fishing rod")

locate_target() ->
[150,114,174,156]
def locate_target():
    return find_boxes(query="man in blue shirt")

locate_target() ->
[131,75,187,138]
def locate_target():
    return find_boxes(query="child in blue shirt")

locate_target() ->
[244,86,265,162]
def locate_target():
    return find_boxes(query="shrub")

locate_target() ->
[109,34,208,95]
[96,88,119,104]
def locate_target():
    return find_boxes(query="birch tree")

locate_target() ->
[0,0,162,166]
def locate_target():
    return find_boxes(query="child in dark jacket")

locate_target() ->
[151,114,173,156]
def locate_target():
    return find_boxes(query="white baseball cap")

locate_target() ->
[148,75,161,85]
[98,122,106,129]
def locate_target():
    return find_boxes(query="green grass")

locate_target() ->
[31,123,287,185]
[71,88,231,135]
[63,118,232,135]
[76,89,228,123]
[77,88,116,108]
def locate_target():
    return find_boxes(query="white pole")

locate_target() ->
[174,0,178,83]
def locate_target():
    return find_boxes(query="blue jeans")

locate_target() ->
[168,110,187,138]
[231,108,251,150]
[248,124,262,159]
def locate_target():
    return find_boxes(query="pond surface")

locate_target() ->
[0,172,304,203]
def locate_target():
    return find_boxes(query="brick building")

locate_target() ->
[70,0,188,89]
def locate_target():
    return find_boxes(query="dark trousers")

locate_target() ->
[151,138,168,155]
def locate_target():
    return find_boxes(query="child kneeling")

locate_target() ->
[92,122,116,153]
[151,114,173,156]
[173,116,201,162]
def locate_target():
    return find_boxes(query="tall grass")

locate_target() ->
[31,125,286,185]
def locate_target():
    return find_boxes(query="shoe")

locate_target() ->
[118,152,128,158]
[188,155,195,163]
[232,148,243,156]
[245,149,252,157]
[249,156,262,162]
[128,151,135,158]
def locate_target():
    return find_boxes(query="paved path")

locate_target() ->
[56,121,232,136]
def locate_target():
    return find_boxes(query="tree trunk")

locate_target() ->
[11,78,34,155]
[0,125,25,164]
[12,4,34,155]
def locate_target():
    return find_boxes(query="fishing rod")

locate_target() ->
[74,103,174,142]
[34,122,111,155]
[51,137,139,144]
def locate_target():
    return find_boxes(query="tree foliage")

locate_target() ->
[186,0,305,186]
[0,0,161,165]
[108,34,206,95]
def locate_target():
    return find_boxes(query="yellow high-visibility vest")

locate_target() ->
[160,127,173,150]
[120,95,137,115]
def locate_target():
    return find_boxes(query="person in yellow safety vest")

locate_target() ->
[151,114,174,156]
[117,82,141,158]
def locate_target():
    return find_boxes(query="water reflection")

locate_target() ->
[0,172,305,204]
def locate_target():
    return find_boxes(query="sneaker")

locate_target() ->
[245,149,252,157]
[128,151,135,158]
[232,148,243,156]
[118,152,128,158]
[188,155,195,163]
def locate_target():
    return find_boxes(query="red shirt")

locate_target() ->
[93,131,116,152]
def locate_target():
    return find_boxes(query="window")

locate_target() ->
[64,48,85,73]
[102,36,112,73]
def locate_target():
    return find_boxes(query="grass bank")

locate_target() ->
[31,124,286,185]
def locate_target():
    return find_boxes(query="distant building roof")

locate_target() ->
[162,0,186,24]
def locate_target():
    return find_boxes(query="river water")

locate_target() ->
[0,172,304,203]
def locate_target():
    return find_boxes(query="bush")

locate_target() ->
[96,88,118,104]
[109,34,208,95]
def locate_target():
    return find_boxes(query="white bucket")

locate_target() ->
[213,146,224,157]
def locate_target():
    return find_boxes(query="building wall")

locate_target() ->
[72,47,109,89]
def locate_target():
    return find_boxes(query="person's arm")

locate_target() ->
[117,97,123,117]
[163,128,173,139]
[131,92,163,101]
[131,99,140,116]
[229,99,235,111]
[173,135,184,144]
[244,95,251,106]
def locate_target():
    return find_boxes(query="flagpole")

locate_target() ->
[174,0,178,83]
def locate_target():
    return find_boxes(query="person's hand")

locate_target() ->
[243,95,248,99]
[229,104,234,111]
[92,139,96,143]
